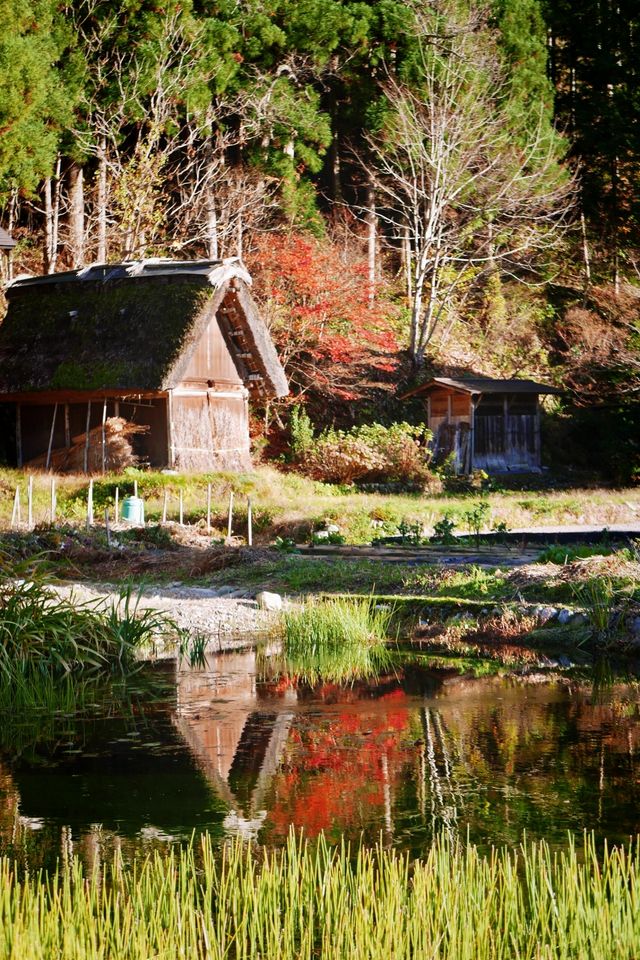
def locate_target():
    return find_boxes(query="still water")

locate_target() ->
[1,651,640,867]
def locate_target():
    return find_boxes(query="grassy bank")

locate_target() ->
[1,465,639,545]
[0,832,639,959]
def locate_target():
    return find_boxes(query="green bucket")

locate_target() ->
[121,496,145,525]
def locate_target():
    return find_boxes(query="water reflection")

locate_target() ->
[1,650,640,867]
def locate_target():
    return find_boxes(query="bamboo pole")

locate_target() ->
[206,483,212,533]
[87,478,94,528]
[101,398,107,474]
[134,479,138,498]
[83,401,92,473]
[11,486,20,528]
[50,476,56,524]
[247,497,253,547]
[27,475,33,529]
[46,403,58,471]
[162,489,168,524]
[179,490,184,526]
[227,490,234,539]
[114,486,119,521]
[104,508,112,548]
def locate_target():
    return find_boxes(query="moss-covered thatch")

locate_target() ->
[0,263,288,397]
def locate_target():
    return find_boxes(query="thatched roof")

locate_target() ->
[401,376,560,399]
[0,259,288,398]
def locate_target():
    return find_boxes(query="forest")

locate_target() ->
[1,0,639,480]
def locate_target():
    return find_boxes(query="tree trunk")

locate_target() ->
[580,210,591,293]
[44,155,61,274]
[366,176,376,305]
[96,140,108,262]
[68,161,85,268]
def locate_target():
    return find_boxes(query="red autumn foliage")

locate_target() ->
[263,696,412,840]
[247,232,400,403]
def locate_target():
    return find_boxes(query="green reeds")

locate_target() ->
[278,597,393,682]
[0,832,639,959]
[0,578,176,681]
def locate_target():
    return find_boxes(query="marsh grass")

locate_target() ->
[1,832,640,959]
[0,577,177,682]
[276,597,394,683]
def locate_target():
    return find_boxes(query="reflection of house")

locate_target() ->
[0,259,288,472]
[175,652,294,836]
[403,377,559,474]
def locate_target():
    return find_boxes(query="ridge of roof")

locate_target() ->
[6,257,251,292]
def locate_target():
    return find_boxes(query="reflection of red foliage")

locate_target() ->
[248,233,399,402]
[265,699,412,839]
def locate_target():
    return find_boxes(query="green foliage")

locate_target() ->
[295,420,435,487]
[462,500,492,546]
[289,405,315,458]
[279,596,393,682]
[431,514,457,544]
[537,543,618,565]
[0,0,72,199]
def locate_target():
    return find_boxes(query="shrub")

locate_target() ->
[295,420,435,486]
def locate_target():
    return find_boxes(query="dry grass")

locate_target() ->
[0,465,638,545]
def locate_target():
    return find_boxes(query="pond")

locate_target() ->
[1,650,640,869]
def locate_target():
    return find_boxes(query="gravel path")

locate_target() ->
[52,581,279,652]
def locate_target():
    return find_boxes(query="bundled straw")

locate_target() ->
[27,417,148,473]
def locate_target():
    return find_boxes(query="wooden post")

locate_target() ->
[206,483,212,533]
[16,404,22,468]
[101,398,107,474]
[105,508,112,548]
[11,486,20,528]
[162,489,168,524]
[133,479,138,498]
[227,490,234,539]
[179,490,184,526]
[114,486,119,521]
[83,401,92,473]
[64,403,71,448]
[247,497,253,547]
[46,403,58,471]
[87,478,94,528]
[167,390,175,468]
[534,400,542,469]
[50,476,56,524]
[469,397,476,473]
[27,475,33,529]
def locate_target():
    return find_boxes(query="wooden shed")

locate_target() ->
[403,376,559,474]
[0,259,288,472]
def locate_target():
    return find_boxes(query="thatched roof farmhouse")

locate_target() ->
[0,259,288,472]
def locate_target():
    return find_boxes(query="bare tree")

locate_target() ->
[366,0,575,366]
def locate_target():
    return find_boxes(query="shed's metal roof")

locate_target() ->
[0,227,16,250]
[402,376,560,399]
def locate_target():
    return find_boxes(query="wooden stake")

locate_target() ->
[46,403,58,471]
[27,475,33,530]
[206,483,212,533]
[134,479,138,498]
[11,486,20,528]
[179,490,184,526]
[247,497,253,547]
[50,476,56,524]
[114,487,119,521]
[16,404,22,468]
[227,490,234,539]
[105,508,112,548]
[83,401,91,473]
[87,478,94,528]
[101,398,107,474]
[162,489,168,524]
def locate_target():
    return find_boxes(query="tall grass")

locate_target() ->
[0,577,176,681]
[0,832,639,959]
[278,597,393,683]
